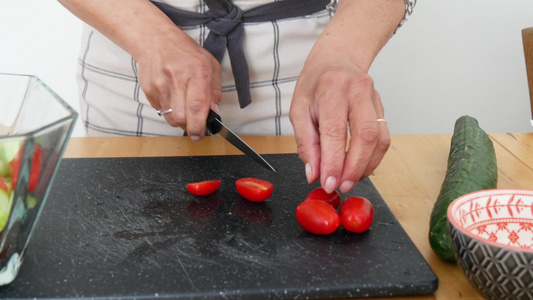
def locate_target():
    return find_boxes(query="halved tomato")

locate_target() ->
[304,187,341,209]
[0,177,8,193]
[186,180,222,196]
[235,177,273,202]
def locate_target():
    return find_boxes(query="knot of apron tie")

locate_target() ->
[151,0,331,108]
[205,4,243,36]
[202,1,250,107]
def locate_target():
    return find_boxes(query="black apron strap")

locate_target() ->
[151,0,331,108]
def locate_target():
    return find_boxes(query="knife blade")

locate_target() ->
[206,109,276,172]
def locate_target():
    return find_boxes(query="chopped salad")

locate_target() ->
[0,141,42,232]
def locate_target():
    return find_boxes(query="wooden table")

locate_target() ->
[63,133,533,300]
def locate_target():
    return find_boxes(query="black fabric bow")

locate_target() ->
[151,0,330,108]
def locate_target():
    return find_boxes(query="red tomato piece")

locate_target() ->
[304,187,341,209]
[8,150,21,189]
[0,177,8,192]
[9,145,42,192]
[235,177,273,202]
[296,200,340,235]
[28,146,42,192]
[339,196,374,233]
[186,180,222,196]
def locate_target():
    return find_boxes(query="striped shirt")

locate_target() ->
[75,0,416,137]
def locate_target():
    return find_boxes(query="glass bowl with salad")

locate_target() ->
[0,73,77,285]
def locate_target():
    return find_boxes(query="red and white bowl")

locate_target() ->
[447,189,533,300]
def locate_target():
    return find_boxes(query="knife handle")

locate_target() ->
[206,109,222,134]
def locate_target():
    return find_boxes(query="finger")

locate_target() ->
[317,102,348,194]
[361,120,390,178]
[338,90,380,193]
[210,60,223,108]
[339,122,378,193]
[185,57,222,139]
[163,81,187,130]
[361,92,390,178]
[289,96,321,185]
[184,79,211,140]
[143,78,173,118]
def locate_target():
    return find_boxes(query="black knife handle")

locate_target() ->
[206,109,222,134]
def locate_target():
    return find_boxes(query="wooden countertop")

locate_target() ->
[63,133,533,300]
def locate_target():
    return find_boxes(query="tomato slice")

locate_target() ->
[339,196,374,233]
[304,187,341,209]
[9,145,42,192]
[296,200,340,235]
[28,146,42,192]
[9,148,22,189]
[0,177,8,193]
[235,177,273,202]
[186,180,222,196]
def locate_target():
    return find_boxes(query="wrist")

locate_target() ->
[322,0,405,71]
[327,0,416,31]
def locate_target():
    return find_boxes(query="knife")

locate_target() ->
[206,109,276,172]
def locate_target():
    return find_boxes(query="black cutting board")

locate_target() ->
[0,154,437,299]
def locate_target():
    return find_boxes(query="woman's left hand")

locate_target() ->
[290,44,391,194]
[290,0,404,194]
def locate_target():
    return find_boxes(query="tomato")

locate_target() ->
[0,177,8,192]
[28,146,42,191]
[186,180,222,196]
[304,187,341,209]
[9,145,42,192]
[339,196,374,233]
[235,177,273,202]
[295,200,340,235]
[8,151,21,189]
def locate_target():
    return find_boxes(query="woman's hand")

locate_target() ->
[135,27,222,139]
[290,48,390,194]
[58,0,222,139]
[290,0,404,193]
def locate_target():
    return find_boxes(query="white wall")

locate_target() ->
[1,0,84,136]
[2,0,532,137]
[373,0,533,134]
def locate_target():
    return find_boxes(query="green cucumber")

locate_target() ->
[0,189,12,232]
[429,115,497,262]
[0,140,21,177]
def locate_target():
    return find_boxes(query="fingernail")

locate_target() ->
[190,135,201,141]
[324,176,337,194]
[339,180,355,193]
[305,163,313,183]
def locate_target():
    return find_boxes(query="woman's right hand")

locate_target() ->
[135,26,222,140]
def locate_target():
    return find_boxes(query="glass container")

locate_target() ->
[0,73,78,285]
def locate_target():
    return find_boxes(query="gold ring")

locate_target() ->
[377,118,387,122]
[156,108,173,116]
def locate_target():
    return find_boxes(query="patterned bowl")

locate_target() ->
[447,189,533,300]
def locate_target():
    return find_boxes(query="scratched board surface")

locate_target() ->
[0,154,437,299]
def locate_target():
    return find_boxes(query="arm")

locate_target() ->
[58,0,222,139]
[325,0,405,72]
[290,0,405,193]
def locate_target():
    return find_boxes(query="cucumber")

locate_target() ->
[0,140,21,177]
[0,189,12,232]
[429,115,497,262]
